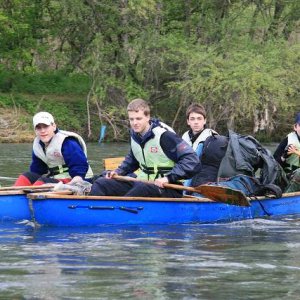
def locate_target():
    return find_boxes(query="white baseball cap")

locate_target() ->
[33,112,55,128]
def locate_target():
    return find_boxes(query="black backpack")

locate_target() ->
[218,130,280,185]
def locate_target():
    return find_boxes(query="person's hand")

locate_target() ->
[106,170,118,179]
[69,176,83,184]
[287,144,300,156]
[154,177,169,188]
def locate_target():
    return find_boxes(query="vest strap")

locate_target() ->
[286,164,299,173]
[140,164,173,175]
[48,164,69,176]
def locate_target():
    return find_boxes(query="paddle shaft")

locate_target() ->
[112,175,250,207]
[0,183,56,192]
[0,176,18,180]
[112,175,196,192]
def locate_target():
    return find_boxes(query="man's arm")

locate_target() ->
[114,150,140,175]
[62,138,89,179]
[160,131,201,183]
[273,137,288,166]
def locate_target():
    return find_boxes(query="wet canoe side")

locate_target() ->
[28,192,300,226]
[0,191,31,222]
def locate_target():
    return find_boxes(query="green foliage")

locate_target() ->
[0,94,12,107]
[0,70,90,94]
[169,38,299,130]
[124,79,149,100]
[0,0,299,142]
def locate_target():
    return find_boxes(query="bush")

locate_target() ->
[0,70,90,94]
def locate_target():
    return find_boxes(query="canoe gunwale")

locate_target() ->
[28,192,215,203]
[0,190,25,196]
[27,191,300,204]
[3,188,300,204]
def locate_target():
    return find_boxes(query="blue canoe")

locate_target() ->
[0,191,31,222]
[27,192,300,227]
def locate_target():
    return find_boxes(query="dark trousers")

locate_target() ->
[90,177,182,198]
[23,172,59,184]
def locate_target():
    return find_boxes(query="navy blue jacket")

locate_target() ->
[30,136,89,179]
[115,119,201,183]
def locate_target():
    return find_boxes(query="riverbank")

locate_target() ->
[0,91,89,143]
[0,108,33,143]
[0,92,294,144]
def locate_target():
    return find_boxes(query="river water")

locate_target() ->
[0,143,300,299]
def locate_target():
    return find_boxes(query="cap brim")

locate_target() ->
[34,121,52,127]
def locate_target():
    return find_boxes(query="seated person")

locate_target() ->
[90,98,200,198]
[14,112,93,186]
[182,103,218,187]
[274,112,300,193]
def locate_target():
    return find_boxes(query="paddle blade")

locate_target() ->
[196,184,250,207]
[103,157,124,171]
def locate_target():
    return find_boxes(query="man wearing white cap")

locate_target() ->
[14,111,93,186]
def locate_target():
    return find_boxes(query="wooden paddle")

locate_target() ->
[0,176,18,180]
[112,175,250,207]
[103,157,124,170]
[0,183,56,192]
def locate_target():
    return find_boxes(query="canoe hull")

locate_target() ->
[0,193,31,222]
[29,193,300,226]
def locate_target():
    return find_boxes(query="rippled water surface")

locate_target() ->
[1,220,300,299]
[1,143,300,299]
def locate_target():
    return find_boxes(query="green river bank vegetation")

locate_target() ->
[0,0,299,143]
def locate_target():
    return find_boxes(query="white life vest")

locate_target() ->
[182,128,217,151]
[33,130,93,179]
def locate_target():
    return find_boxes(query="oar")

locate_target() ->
[112,175,250,207]
[0,176,18,180]
[0,183,56,192]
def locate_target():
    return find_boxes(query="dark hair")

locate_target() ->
[186,103,206,119]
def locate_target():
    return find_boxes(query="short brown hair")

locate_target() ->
[127,98,150,116]
[186,103,206,119]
